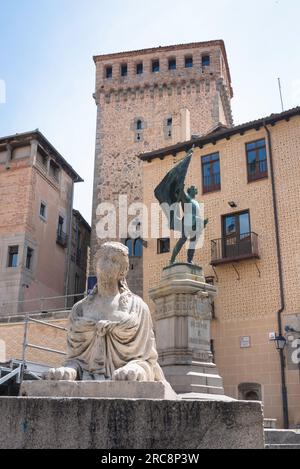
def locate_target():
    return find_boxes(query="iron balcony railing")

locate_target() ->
[247,159,268,181]
[211,232,259,265]
[56,230,68,248]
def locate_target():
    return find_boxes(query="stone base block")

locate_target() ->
[180,392,236,402]
[20,380,178,400]
[0,397,265,449]
[163,364,225,395]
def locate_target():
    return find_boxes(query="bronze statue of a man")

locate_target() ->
[154,148,208,265]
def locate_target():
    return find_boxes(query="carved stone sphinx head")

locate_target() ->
[94,242,130,293]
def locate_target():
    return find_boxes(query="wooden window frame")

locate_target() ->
[168,57,176,71]
[245,139,268,182]
[201,152,221,194]
[157,238,170,255]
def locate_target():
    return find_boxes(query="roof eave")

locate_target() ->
[139,107,300,162]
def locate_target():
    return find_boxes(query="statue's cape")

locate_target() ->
[65,293,165,382]
[154,154,192,230]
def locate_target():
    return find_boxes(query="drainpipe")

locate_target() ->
[264,122,289,429]
[65,181,74,308]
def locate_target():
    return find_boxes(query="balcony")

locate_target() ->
[211,232,259,266]
[56,230,68,248]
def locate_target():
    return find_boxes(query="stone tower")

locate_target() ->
[91,40,233,295]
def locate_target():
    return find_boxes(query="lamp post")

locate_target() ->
[273,333,289,428]
[274,334,287,352]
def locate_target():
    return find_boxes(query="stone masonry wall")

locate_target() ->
[90,41,233,297]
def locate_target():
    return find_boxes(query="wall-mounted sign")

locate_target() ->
[240,336,251,349]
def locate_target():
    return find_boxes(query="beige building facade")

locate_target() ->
[0,131,83,316]
[67,209,91,306]
[91,41,233,295]
[140,107,300,428]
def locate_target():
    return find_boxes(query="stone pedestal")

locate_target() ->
[20,380,178,400]
[0,397,265,449]
[149,263,225,398]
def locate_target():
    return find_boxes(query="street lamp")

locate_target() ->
[274,334,287,351]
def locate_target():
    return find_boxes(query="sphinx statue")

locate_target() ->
[45,242,165,383]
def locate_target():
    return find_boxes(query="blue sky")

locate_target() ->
[1,0,300,223]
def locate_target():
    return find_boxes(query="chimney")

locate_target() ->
[180,108,191,141]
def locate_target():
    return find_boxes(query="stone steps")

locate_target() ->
[265,429,300,449]
[266,444,300,449]
[190,384,225,395]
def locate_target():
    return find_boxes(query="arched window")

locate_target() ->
[136,119,143,131]
[125,239,133,257]
[244,391,260,401]
[134,238,143,257]
[238,383,262,401]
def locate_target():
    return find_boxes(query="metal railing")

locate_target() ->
[20,315,68,384]
[211,232,259,265]
[0,292,86,316]
[56,230,68,248]
[0,365,21,386]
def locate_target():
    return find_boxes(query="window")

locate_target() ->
[40,202,47,220]
[238,383,262,401]
[49,160,60,181]
[26,247,33,270]
[73,273,81,305]
[168,58,176,70]
[134,239,143,257]
[222,211,252,259]
[135,119,144,142]
[246,139,268,182]
[37,151,48,169]
[75,273,80,294]
[8,246,18,268]
[105,66,112,79]
[152,60,160,73]
[211,212,259,265]
[125,239,133,257]
[185,56,193,68]
[121,64,128,77]
[136,119,143,131]
[57,216,67,247]
[136,62,143,75]
[57,216,64,237]
[157,238,170,254]
[202,55,210,68]
[76,230,81,266]
[202,153,221,193]
[166,117,173,138]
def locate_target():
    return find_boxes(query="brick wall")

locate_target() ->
[142,116,300,427]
